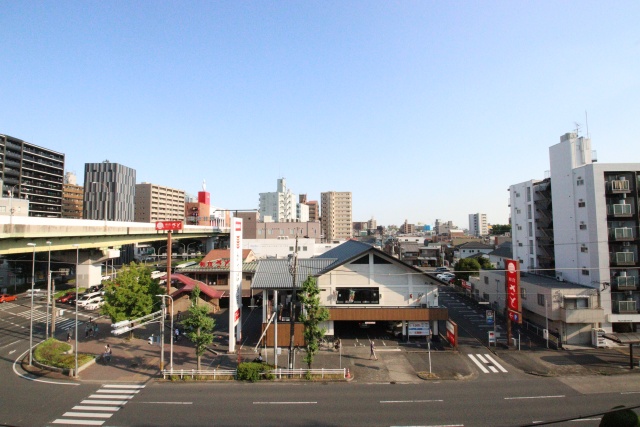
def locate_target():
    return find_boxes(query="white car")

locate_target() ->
[77,295,103,308]
[437,273,455,281]
[84,299,105,310]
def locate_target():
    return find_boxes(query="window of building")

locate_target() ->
[303,246,307,251]
[280,229,284,235]
[578,201,585,208]
[521,288,527,300]
[258,229,263,235]
[268,229,273,235]
[579,224,587,230]
[537,293,546,306]
[581,246,588,253]
[582,269,590,276]
[289,246,294,251]
[336,287,379,304]
[245,275,251,281]
[290,229,294,234]
[577,179,584,186]
[484,276,489,284]
[518,242,523,247]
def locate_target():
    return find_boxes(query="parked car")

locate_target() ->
[0,293,18,303]
[56,292,75,303]
[76,294,102,308]
[66,294,78,305]
[385,321,403,337]
[437,273,455,281]
[84,299,105,310]
[435,267,450,273]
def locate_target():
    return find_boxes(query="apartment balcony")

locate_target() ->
[607,179,631,194]
[612,252,636,266]
[610,227,635,241]
[608,203,633,217]
[615,275,638,290]
[615,300,638,314]
[559,307,604,324]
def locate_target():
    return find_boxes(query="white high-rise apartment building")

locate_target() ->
[510,132,640,334]
[468,213,488,237]
[321,191,352,241]
[259,178,298,222]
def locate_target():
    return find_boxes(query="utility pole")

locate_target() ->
[288,234,299,369]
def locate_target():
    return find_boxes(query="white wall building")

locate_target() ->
[259,178,298,223]
[510,131,640,335]
[468,213,488,237]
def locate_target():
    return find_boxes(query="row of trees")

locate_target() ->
[100,262,327,370]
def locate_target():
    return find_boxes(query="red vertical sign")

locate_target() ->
[505,259,522,324]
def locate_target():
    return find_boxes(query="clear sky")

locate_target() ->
[2,1,639,228]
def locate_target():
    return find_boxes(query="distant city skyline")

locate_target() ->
[2,2,638,227]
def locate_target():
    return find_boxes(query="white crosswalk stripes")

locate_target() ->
[468,354,508,374]
[50,384,145,426]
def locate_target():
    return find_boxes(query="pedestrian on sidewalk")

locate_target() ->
[104,344,112,363]
[66,330,71,343]
[85,324,90,339]
[370,340,377,360]
[94,323,99,338]
[174,327,180,342]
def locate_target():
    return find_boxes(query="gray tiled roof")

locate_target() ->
[251,258,337,289]
[317,240,373,271]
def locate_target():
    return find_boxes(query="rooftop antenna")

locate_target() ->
[574,122,581,137]
[585,110,590,138]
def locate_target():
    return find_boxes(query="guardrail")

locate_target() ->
[162,369,236,380]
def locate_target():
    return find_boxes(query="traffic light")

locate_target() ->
[111,319,131,336]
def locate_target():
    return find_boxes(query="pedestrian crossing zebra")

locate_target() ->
[0,302,83,330]
[50,384,145,426]
[468,354,508,373]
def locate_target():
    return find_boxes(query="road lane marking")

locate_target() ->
[88,394,134,399]
[1,339,20,348]
[468,354,490,373]
[142,401,194,404]
[484,354,508,373]
[253,401,317,405]
[96,389,140,394]
[621,391,640,394]
[63,412,112,418]
[52,420,105,425]
[81,399,129,405]
[103,384,145,389]
[504,395,565,400]
[381,400,444,403]
[72,406,120,411]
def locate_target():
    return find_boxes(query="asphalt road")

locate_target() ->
[2,293,640,426]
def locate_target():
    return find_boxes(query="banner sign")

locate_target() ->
[486,310,494,325]
[228,218,243,352]
[446,319,458,348]
[505,259,522,324]
[155,221,183,231]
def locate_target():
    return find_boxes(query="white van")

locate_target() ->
[76,292,102,306]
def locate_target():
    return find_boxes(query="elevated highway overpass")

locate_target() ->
[0,216,229,255]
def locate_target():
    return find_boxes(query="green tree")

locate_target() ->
[298,276,329,369]
[490,224,511,235]
[182,286,215,371]
[102,263,163,338]
[454,258,482,281]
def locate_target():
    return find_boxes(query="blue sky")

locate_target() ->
[2,1,639,228]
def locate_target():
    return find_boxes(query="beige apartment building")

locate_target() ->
[321,191,352,242]
[134,182,185,222]
[62,183,84,219]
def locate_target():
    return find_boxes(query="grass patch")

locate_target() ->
[34,338,93,369]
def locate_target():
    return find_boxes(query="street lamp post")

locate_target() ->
[27,243,36,365]
[73,244,79,377]
[157,295,174,372]
[186,242,198,258]
[287,235,299,369]
[46,241,52,339]
[545,294,549,349]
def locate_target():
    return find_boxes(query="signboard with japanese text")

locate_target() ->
[486,310,494,325]
[505,259,522,324]
[228,217,243,352]
[155,221,183,231]
[408,321,431,337]
[446,319,458,348]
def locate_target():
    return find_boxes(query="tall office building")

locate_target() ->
[0,133,65,217]
[62,172,84,219]
[83,161,136,221]
[135,182,186,222]
[258,178,297,222]
[321,191,352,241]
[510,132,640,333]
[468,213,488,237]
